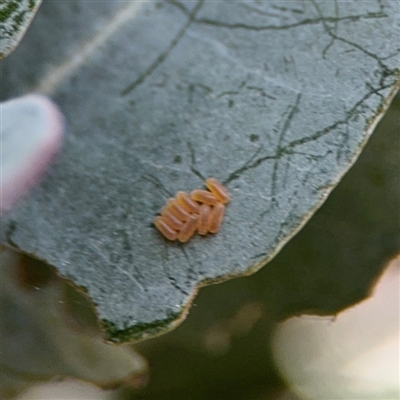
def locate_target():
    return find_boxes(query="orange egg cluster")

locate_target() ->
[154,178,230,242]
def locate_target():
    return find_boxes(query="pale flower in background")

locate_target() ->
[0,94,64,214]
[15,379,112,400]
[272,256,400,400]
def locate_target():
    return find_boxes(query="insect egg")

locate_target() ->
[160,207,184,230]
[166,198,191,222]
[191,189,218,206]
[178,215,198,243]
[176,191,200,213]
[205,178,230,204]
[154,216,178,241]
[198,204,211,235]
[208,202,225,233]
[155,177,229,243]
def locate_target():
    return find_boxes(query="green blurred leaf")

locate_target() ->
[0,250,148,399]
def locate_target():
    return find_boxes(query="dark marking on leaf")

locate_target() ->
[250,134,259,143]
[187,141,206,180]
[143,174,174,198]
[5,220,19,250]
[121,0,205,96]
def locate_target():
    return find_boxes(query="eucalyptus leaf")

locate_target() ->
[0,0,399,342]
[0,0,42,59]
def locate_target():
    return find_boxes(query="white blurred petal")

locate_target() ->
[272,257,400,400]
[1,94,64,214]
[16,379,111,400]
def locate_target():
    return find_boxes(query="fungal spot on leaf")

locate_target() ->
[250,134,259,142]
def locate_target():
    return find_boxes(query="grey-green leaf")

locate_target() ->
[1,1,399,342]
[0,0,42,59]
